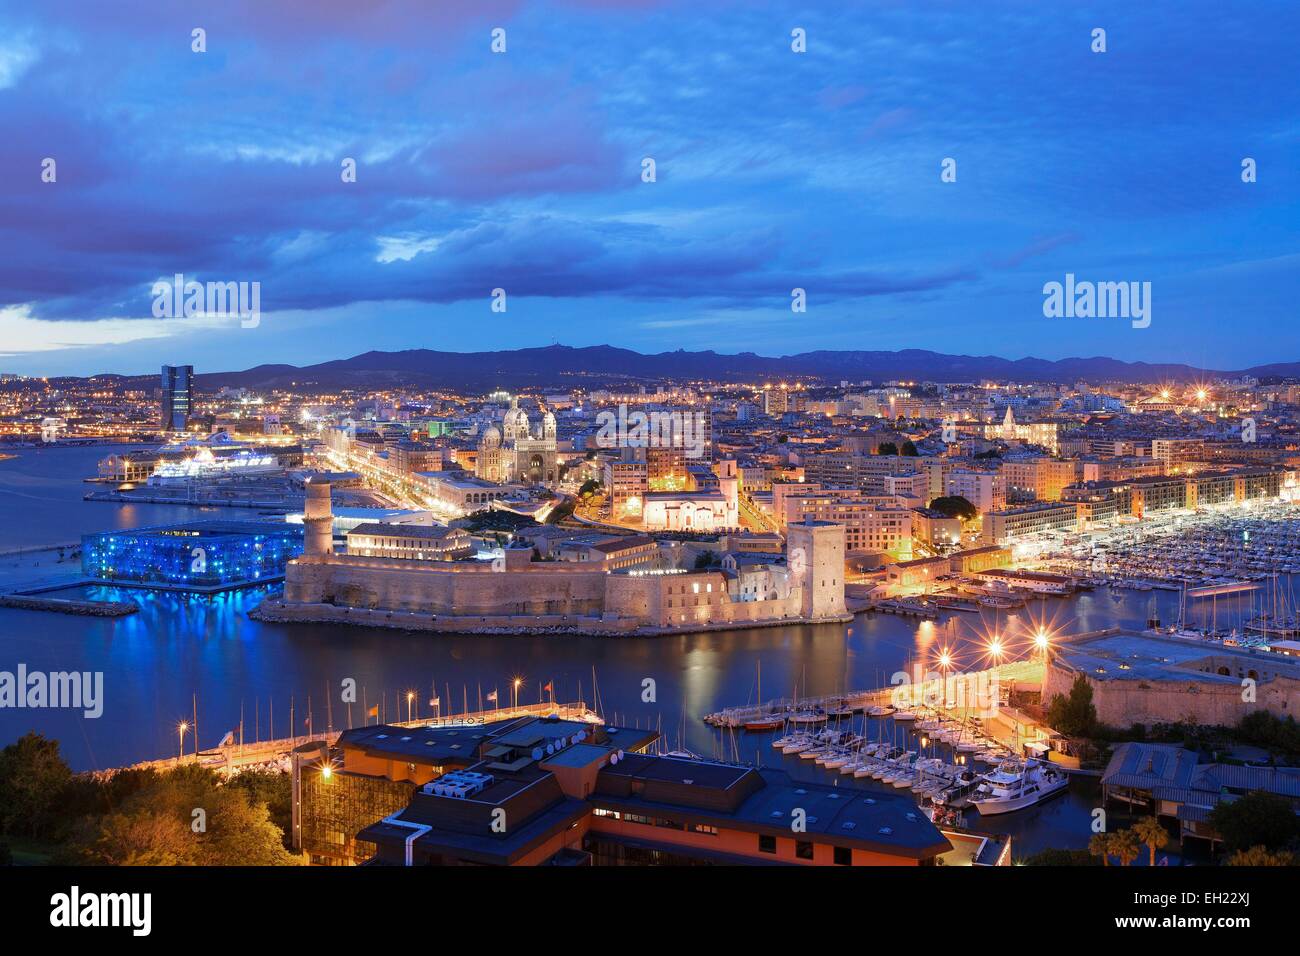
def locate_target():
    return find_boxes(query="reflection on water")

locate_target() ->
[0,445,217,549]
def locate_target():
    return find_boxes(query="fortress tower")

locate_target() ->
[786,519,847,620]
[303,479,334,556]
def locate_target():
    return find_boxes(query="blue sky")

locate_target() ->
[0,1,1296,376]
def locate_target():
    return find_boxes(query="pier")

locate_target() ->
[703,660,1046,735]
[107,700,600,776]
[870,598,940,620]
[0,592,137,616]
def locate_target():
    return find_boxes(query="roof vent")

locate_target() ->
[878,826,893,835]
[425,770,494,799]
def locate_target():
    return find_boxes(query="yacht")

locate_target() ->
[971,760,1069,815]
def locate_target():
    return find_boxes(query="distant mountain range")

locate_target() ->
[71,345,1300,391]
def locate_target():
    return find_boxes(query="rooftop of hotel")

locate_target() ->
[595,753,950,858]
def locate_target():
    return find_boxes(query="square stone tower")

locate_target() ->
[786,519,847,620]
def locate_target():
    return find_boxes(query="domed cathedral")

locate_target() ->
[474,397,559,486]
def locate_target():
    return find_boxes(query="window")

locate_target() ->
[834,845,852,866]
[758,834,777,854]
[795,840,814,860]
[689,823,718,836]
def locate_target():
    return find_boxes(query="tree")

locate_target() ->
[876,442,898,456]
[1109,828,1140,866]
[1088,831,1112,866]
[0,733,73,838]
[928,495,978,522]
[1209,791,1300,853]
[65,764,302,866]
[577,479,600,498]
[900,440,919,456]
[1133,816,1169,866]
[1225,845,1295,866]
[1045,673,1097,737]
[225,768,293,849]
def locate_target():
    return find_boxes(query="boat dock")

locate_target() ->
[870,598,939,620]
[703,660,1045,731]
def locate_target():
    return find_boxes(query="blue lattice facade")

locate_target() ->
[81,521,304,590]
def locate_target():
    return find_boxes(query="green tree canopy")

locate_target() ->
[65,764,302,866]
[0,732,73,838]
[1045,673,1097,737]
[1209,791,1300,853]
[928,495,978,521]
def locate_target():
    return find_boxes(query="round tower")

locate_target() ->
[303,479,334,556]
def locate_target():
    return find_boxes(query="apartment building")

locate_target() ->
[944,468,1006,515]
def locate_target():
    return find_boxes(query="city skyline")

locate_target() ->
[2,1,1298,376]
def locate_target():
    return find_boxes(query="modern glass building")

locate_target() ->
[81,521,304,590]
[161,364,193,431]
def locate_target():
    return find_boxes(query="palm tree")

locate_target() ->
[1088,831,1112,866]
[1133,816,1169,866]
[1110,828,1141,866]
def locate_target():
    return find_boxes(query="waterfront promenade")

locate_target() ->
[110,701,600,776]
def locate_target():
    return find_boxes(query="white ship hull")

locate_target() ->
[972,775,1068,815]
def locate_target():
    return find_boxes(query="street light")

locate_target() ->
[177,721,189,762]
[987,637,1004,665]
[407,691,415,722]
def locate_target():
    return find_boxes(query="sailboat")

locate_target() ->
[743,660,784,732]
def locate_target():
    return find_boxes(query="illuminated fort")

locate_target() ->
[260,481,850,636]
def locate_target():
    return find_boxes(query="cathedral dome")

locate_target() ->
[481,425,502,448]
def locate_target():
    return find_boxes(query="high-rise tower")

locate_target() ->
[161,364,193,431]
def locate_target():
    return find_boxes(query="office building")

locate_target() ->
[160,364,193,431]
